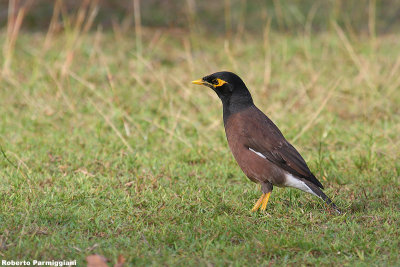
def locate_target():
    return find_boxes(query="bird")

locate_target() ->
[192,71,340,213]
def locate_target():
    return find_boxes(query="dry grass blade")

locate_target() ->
[224,40,238,71]
[263,18,272,89]
[90,99,134,153]
[333,22,374,90]
[292,79,341,143]
[2,0,33,75]
[133,0,142,61]
[46,65,76,112]
[44,0,62,49]
[138,117,193,148]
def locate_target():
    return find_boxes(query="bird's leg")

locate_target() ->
[251,192,271,211]
[252,182,273,212]
[251,194,265,211]
[260,192,271,211]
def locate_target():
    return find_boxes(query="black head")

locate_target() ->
[192,71,253,103]
[192,71,254,122]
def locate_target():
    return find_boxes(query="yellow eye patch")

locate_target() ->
[214,78,227,87]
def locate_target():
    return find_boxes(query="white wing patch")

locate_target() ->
[249,147,319,198]
[249,147,266,159]
[284,173,319,197]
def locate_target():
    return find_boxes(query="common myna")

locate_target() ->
[192,71,340,213]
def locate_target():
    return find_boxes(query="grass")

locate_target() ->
[1,16,400,266]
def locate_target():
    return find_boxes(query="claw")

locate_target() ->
[252,192,271,212]
[260,192,271,211]
[251,193,265,211]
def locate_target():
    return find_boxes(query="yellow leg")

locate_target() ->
[260,192,271,211]
[251,194,265,211]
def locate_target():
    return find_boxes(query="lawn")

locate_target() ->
[0,24,399,265]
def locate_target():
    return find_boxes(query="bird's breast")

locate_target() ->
[224,112,286,185]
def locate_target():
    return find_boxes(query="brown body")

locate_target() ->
[225,109,286,187]
[224,105,325,194]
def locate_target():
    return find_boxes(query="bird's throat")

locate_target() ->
[222,96,254,125]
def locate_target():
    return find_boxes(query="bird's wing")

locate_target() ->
[244,107,324,189]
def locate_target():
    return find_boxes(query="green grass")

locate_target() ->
[0,27,400,266]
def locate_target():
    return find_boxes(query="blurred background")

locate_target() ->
[1,0,400,34]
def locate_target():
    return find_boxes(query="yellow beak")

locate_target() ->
[191,79,204,85]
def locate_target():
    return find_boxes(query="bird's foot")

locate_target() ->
[251,192,271,212]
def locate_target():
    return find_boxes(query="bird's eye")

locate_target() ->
[212,79,219,85]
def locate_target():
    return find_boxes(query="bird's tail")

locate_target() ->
[304,180,341,214]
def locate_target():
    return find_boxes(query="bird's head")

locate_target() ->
[192,71,252,103]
